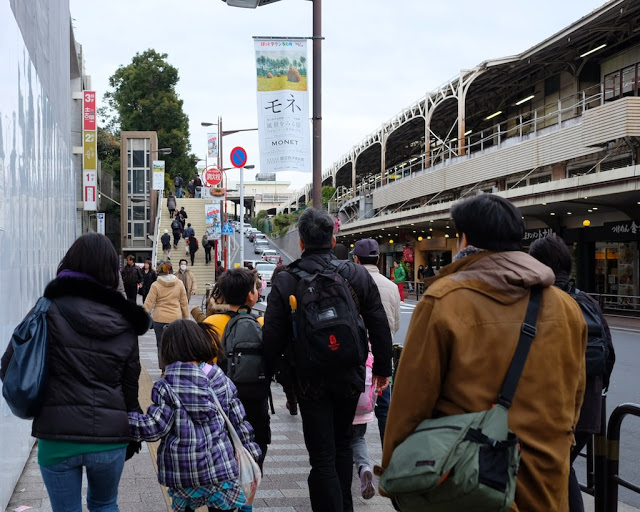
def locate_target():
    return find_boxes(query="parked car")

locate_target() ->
[254,262,277,286]
[243,259,261,269]
[260,249,282,265]
[254,240,269,254]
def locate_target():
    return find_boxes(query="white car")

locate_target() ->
[254,262,277,286]
[254,240,269,254]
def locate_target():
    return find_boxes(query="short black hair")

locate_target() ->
[179,259,188,265]
[529,234,572,276]
[216,268,256,305]
[333,243,349,260]
[216,260,222,266]
[161,320,217,365]
[57,233,120,289]
[358,255,379,265]
[298,208,334,249]
[451,194,524,252]
[271,264,288,284]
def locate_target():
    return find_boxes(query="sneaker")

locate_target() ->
[360,466,375,500]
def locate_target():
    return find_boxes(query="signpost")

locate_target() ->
[231,146,248,168]
[202,166,223,187]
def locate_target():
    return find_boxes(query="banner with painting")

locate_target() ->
[254,38,310,174]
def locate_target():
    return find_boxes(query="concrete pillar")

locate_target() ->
[381,135,387,186]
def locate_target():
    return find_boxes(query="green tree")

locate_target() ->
[101,49,197,181]
[97,128,121,188]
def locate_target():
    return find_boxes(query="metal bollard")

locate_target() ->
[606,403,640,511]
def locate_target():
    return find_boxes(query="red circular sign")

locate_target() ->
[203,166,222,186]
[230,146,248,168]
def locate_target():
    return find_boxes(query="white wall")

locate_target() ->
[0,1,76,508]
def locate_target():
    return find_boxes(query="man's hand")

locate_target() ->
[372,375,390,395]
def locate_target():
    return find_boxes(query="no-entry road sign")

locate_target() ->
[230,147,248,168]
[203,166,223,186]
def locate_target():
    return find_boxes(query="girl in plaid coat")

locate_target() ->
[129,320,261,512]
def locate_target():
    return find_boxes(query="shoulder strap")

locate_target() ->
[497,285,542,409]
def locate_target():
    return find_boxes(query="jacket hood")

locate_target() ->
[157,274,178,286]
[43,277,151,336]
[429,251,555,304]
[163,362,217,424]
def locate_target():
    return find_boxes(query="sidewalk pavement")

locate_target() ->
[6,295,640,512]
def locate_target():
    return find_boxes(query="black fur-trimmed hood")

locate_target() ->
[44,277,151,335]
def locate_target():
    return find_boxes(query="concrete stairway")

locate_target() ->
[156,197,218,294]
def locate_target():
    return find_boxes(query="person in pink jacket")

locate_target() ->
[351,351,376,500]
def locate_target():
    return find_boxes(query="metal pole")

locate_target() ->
[240,166,245,265]
[312,0,322,208]
[219,117,227,269]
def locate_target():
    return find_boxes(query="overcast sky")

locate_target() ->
[69,0,606,189]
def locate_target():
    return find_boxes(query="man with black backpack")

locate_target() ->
[263,208,393,512]
[174,173,184,198]
[205,268,271,469]
[529,234,615,512]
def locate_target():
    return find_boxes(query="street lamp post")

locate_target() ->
[201,120,258,269]
[220,0,323,208]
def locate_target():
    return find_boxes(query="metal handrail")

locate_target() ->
[606,403,640,511]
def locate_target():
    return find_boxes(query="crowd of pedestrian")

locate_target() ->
[0,195,615,512]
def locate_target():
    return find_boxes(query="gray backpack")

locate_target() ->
[221,311,266,387]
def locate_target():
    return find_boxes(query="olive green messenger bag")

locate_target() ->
[379,285,542,512]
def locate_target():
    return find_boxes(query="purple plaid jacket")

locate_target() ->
[129,361,261,488]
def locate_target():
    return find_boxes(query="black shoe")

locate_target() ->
[286,401,298,415]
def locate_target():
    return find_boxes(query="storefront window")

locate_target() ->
[595,242,638,308]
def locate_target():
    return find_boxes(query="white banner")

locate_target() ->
[83,170,97,210]
[255,39,311,174]
[152,160,165,190]
[207,131,218,160]
[97,213,105,234]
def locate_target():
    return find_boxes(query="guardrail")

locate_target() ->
[589,293,640,317]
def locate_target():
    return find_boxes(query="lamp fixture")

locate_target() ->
[580,44,607,58]
[485,111,502,120]
[515,94,535,106]
[418,236,423,241]
[449,138,458,143]
[389,239,394,244]
[583,220,591,227]
[550,212,556,216]
[464,130,472,136]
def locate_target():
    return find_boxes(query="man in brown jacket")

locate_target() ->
[379,194,587,511]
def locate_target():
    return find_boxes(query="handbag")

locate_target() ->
[2,297,52,419]
[379,286,542,512]
[208,368,262,505]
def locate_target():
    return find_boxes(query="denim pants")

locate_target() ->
[153,321,169,370]
[351,423,371,471]
[40,447,126,512]
[298,392,359,512]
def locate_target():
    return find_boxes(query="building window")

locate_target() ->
[604,71,620,101]
[622,65,637,97]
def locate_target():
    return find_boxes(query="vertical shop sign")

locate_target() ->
[255,38,310,174]
[83,91,97,211]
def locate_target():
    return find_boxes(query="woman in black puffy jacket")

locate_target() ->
[2,233,151,512]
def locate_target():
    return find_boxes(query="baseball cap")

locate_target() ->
[164,229,169,234]
[353,238,380,258]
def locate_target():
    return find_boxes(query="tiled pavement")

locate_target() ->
[6,295,640,512]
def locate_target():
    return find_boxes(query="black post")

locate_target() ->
[593,394,608,512]
[312,0,322,208]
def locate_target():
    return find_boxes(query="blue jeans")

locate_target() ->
[351,423,371,471]
[40,447,126,512]
[176,187,184,198]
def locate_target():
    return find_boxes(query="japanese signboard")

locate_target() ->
[83,91,96,131]
[207,131,218,160]
[82,90,97,211]
[152,160,165,190]
[255,38,311,174]
[97,212,105,235]
[205,202,222,237]
[83,170,97,210]
[203,166,223,187]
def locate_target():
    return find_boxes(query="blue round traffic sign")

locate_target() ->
[230,146,248,168]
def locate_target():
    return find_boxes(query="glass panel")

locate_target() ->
[133,150,145,168]
[133,205,145,220]
[133,223,145,238]
[604,71,620,101]
[622,66,636,96]
[127,169,132,194]
[133,169,146,194]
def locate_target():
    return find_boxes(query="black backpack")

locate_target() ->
[171,219,181,231]
[174,176,182,187]
[220,311,267,388]
[288,260,367,375]
[571,290,609,378]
